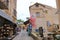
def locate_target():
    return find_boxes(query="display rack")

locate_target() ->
[0,24,14,40]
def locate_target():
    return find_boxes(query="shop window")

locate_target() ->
[0,0,8,9]
[36,12,40,17]
[14,0,16,6]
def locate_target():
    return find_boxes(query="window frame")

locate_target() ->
[13,9,16,17]
[36,12,40,17]
[4,0,9,8]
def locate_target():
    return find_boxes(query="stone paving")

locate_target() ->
[13,29,34,40]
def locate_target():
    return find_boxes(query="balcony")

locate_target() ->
[0,1,8,9]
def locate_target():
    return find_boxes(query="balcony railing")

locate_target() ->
[0,1,8,9]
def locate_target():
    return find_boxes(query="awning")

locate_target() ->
[0,9,13,22]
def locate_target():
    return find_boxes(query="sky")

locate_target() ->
[17,0,56,21]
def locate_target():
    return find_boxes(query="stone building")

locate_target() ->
[0,0,17,39]
[29,2,59,38]
[0,0,17,23]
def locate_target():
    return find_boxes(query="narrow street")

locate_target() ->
[0,0,60,40]
[13,29,34,40]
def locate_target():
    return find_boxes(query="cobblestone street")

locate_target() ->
[13,30,34,40]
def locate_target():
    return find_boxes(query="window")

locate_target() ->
[57,25,59,29]
[36,12,40,17]
[45,10,48,14]
[47,21,51,27]
[35,3,39,7]
[13,9,16,16]
[4,0,9,7]
[55,25,59,29]
[6,0,9,6]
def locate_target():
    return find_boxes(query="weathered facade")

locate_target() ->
[56,0,60,30]
[0,0,17,23]
[29,3,59,38]
[0,0,17,39]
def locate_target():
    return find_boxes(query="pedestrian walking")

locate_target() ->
[27,23,32,36]
[13,27,34,40]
